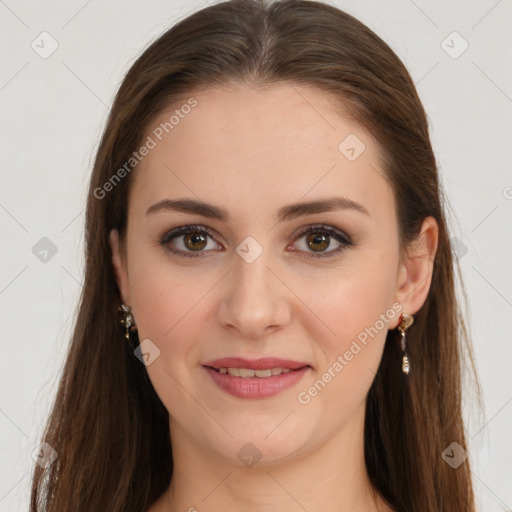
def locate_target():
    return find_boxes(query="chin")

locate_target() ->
[200,415,315,467]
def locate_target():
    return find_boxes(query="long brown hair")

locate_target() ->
[30,1,479,510]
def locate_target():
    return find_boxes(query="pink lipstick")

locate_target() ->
[202,357,311,399]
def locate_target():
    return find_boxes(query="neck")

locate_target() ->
[161,404,392,512]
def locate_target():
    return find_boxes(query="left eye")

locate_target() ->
[289,224,353,259]
[159,224,353,259]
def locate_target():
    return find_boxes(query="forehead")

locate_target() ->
[129,83,392,223]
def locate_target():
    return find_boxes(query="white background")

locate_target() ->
[1,0,511,510]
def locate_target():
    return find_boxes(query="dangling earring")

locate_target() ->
[119,303,137,341]
[397,312,414,375]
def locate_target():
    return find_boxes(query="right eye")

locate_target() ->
[159,224,223,258]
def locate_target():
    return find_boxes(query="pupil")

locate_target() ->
[307,233,329,251]
[185,233,207,251]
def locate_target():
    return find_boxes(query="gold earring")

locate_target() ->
[397,313,414,375]
[119,303,137,340]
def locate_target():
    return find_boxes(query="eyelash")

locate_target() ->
[158,223,353,259]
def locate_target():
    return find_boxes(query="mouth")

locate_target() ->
[206,366,309,378]
[203,356,311,376]
[202,357,312,399]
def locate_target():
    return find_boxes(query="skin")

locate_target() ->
[110,82,438,512]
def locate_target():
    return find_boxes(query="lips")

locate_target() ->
[202,357,311,399]
[203,357,310,371]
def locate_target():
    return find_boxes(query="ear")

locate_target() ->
[391,216,439,328]
[109,229,130,303]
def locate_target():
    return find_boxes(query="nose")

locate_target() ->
[216,246,292,340]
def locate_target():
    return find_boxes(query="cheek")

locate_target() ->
[126,255,209,417]
[126,242,207,337]
[294,273,397,425]
[303,253,399,383]
[130,272,203,347]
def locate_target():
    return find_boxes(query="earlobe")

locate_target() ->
[109,229,130,303]
[393,216,439,325]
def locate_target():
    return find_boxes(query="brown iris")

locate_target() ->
[184,233,208,251]
[306,233,330,252]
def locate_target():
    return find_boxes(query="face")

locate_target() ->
[110,83,435,466]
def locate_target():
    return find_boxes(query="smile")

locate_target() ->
[212,367,295,377]
[203,360,311,399]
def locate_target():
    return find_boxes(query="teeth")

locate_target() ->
[218,367,296,378]
[255,369,272,378]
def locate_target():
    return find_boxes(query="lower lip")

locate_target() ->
[203,366,310,399]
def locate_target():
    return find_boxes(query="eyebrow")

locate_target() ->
[145,196,370,222]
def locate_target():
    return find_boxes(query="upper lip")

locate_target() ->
[203,357,311,370]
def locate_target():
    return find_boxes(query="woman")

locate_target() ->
[30,0,479,510]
